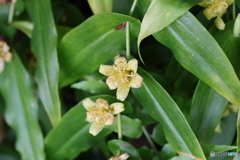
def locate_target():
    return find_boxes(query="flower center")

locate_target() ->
[205,0,228,19]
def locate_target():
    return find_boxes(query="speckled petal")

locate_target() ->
[106,76,119,90]
[116,84,130,101]
[86,112,95,122]
[4,51,12,62]
[114,55,127,65]
[110,103,124,115]
[96,98,109,109]
[99,65,114,76]
[89,121,105,136]
[0,58,4,73]
[130,74,143,88]
[83,98,95,111]
[119,153,129,159]
[126,59,138,73]
[104,113,114,125]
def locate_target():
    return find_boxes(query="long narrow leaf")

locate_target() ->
[132,68,205,159]
[24,0,61,126]
[154,11,240,107]
[190,81,228,144]
[0,55,45,160]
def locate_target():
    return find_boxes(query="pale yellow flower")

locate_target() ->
[83,98,124,136]
[199,0,234,30]
[0,41,13,73]
[109,153,129,160]
[99,56,143,101]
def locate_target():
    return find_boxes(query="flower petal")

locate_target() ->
[119,153,129,159]
[117,84,130,101]
[89,121,105,136]
[130,74,143,88]
[110,103,124,115]
[106,76,119,90]
[4,51,12,62]
[126,59,138,73]
[86,111,95,122]
[83,98,95,111]
[96,98,109,109]
[99,65,114,76]
[114,55,127,65]
[0,58,4,73]
[104,113,114,125]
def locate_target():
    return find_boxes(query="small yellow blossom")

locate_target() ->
[0,41,13,73]
[83,98,124,136]
[199,0,234,30]
[109,153,129,160]
[99,56,143,101]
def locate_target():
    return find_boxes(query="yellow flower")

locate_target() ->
[109,153,129,160]
[83,98,124,136]
[0,41,13,73]
[199,0,234,30]
[99,56,143,101]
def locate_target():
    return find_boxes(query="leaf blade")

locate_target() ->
[0,55,45,160]
[132,68,205,159]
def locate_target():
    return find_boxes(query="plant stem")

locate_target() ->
[142,126,162,160]
[129,0,138,16]
[117,113,122,140]
[233,1,236,20]
[125,21,130,59]
[8,2,15,24]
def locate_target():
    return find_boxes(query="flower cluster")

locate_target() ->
[83,98,124,136]
[199,0,234,30]
[109,153,129,160]
[0,41,13,73]
[82,55,142,160]
[99,56,143,101]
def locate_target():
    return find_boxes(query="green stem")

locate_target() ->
[117,113,122,140]
[129,0,138,16]
[142,126,162,160]
[8,2,16,24]
[125,21,130,59]
[233,1,236,20]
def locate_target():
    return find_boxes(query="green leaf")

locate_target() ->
[137,147,154,160]
[71,80,115,95]
[209,111,237,145]
[58,13,140,87]
[0,54,45,160]
[24,0,61,126]
[190,81,228,144]
[108,140,141,160]
[201,144,236,159]
[45,95,129,160]
[88,0,113,14]
[132,68,205,159]
[160,144,177,160]
[10,21,33,38]
[154,11,240,107]
[105,115,142,138]
[151,124,167,146]
[137,0,201,61]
